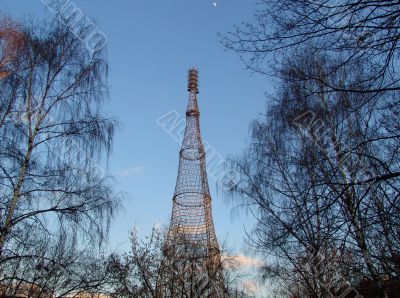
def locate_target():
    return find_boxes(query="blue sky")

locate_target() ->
[1,0,271,255]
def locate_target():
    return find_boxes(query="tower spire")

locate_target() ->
[164,68,225,296]
[187,68,199,94]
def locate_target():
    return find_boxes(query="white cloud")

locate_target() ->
[118,165,144,177]
[222,253,263,269]
[242,280,259,294]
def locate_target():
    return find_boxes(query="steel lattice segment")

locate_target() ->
[164,69,225,296]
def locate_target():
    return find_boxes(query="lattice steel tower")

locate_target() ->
[164,68,225,296]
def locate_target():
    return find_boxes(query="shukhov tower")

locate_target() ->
[164,68,225,297]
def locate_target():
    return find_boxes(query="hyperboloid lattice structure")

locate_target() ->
[164,68,225,296]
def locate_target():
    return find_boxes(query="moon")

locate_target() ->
[213,2,217,7]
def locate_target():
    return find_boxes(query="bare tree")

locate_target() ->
[0,16,120,296]
[109,227,254,298]
[0,230,112,297]
[221,4,400,294]
[221,0,400,94]
[226,51,400,297]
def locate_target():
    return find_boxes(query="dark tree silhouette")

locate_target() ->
[109,228,254,298]
[221,0,400,94]
[222,4,400,295]
[226,51,400,297]
[0,17,120,296]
